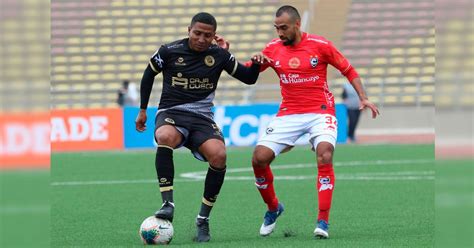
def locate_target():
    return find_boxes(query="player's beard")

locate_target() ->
[281,34,295,46]
[282,38,294,46]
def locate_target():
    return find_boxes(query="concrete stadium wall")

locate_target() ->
[356,106,434,143]
[435,109,473,157]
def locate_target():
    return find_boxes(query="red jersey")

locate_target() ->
[258,32,359,117]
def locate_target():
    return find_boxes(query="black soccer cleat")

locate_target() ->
[195,216,211,242]
[154,201,175,222]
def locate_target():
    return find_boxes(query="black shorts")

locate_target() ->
[155,109,224,161]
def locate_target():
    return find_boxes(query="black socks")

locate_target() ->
[156,146,174,203]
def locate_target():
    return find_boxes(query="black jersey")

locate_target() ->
[149,38,240,119]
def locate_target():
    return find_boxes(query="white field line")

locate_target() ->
[180,159,434,179]
[51,159,434,186]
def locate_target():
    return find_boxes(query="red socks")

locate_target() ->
[253,165,279,211]
[253,163,335,220]
[317,163,335,222]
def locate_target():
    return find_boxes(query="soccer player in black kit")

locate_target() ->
[135,12,269,242]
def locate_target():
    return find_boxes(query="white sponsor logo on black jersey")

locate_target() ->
[165,118,175,124]
[171,76,213,90]
[175,57,186,66]
[152,53,164,69]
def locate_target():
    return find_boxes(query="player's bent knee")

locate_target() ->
[207,149,226,168]
[155,125,182,146]
[251,145,276,168]
[316,141,334,164]
[155,132,177,146]
[252,152,271,168]
[318,151,333,165]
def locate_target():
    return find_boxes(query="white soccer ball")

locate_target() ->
[139,216,174,245]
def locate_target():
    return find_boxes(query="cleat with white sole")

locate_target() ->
[314,219,329,239]
[259,203,284,236]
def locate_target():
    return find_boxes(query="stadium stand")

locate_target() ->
[1,0,50,112]
[331,0,435,107]
[51,0,437,109]
[435,0,473,109]
[51,0,277,108]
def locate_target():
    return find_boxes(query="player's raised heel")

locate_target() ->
[259,202,284,236]
[314,219,329,239]
[195,216,211,242]
[154,201,175,222]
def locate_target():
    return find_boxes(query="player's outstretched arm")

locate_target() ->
[359,99,380,119]
[230,62,261,85]
[251,53,273,65]
[326,41,380,118]
[350,77,380,118]
[225,52,273,85]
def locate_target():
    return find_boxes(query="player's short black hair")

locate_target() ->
[190,12,217,31]
[276,5,301,21]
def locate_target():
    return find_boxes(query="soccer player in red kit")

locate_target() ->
[249,5,380,238]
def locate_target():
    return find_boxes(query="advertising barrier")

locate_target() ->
[0,112,50,168]
[122,107,156,148]
[51,108,124,151]
[122,104,347,149]
[1,105,346,166]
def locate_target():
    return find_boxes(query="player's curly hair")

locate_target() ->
[190,12,217,31]
[276,5,301,21]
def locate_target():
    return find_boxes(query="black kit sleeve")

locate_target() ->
[139,64,158,110]
[223,52,260,85]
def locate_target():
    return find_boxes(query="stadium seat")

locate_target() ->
[335,0,435,106]
[405,67,420,75]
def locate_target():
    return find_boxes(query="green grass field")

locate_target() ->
[0,170,50,248]
[50,144,435,247]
